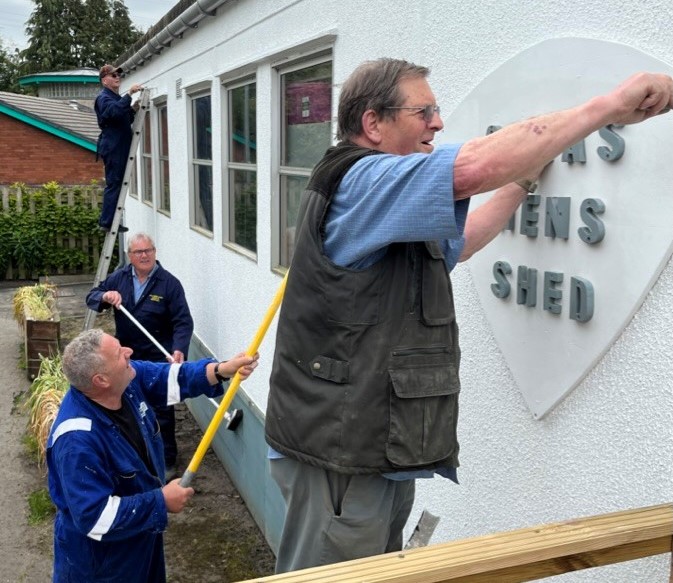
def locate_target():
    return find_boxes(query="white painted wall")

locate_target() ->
[122,1,673,580]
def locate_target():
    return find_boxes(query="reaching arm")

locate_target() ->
[459,182,528,262]
[452,72,673,198]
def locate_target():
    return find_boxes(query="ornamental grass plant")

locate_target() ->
[12,283,57,326]
[24,354,68,466]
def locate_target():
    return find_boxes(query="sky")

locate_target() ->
[0,0,174,52]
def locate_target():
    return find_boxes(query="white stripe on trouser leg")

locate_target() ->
[87,495,121,541]
[166,363,182,405]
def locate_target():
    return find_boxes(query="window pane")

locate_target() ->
[281,61,332,168]
[280,174,308,266]
[129,162,137,198]
[159,107,169,156]
[193,95,212,160]
[160,160,170,212]
[158,105,170,212]
[142,157,152,203]
[143,115,151,152]
[194,163,213,231]
[229,169,257,252]
[230,84,256,164]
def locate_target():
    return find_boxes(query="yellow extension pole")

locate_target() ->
[179,272,288,487]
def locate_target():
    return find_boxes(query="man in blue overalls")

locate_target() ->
[86,233,192,480]
[94,64,143,232]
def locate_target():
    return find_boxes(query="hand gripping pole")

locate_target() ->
[180,273,288,487]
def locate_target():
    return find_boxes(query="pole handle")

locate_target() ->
[179,272,288,487]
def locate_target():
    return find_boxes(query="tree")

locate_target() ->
[0,39,21,92]
[108,0,142,59]
[19,0,143,75]
[21,0,80,75]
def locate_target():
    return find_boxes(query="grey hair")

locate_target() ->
[336,58,430,142]
[62,329,106,391]
[126,232,155,252]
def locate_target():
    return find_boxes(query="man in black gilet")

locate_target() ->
[265,58,673,572]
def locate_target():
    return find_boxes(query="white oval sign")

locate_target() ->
[440,38,673,418]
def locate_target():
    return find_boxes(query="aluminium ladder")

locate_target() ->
[83,89,150,331]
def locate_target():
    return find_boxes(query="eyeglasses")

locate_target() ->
[129,248,155,256]
[106,73,120,79]
[384,104,440,123]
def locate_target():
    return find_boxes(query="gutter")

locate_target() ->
[118,0,234,74]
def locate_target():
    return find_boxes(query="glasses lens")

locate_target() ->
[109,73,119,79]
[424,105,439,122]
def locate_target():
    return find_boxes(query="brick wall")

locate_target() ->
[0,114,103,185]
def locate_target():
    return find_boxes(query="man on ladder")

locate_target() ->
[95,63,143,233]
[85,68,150,331]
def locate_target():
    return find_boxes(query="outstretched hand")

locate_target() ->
[221,352,260,380]
[609,72,673,124]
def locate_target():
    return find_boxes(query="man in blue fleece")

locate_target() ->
[47,328,258,583]
[86,232,193,480]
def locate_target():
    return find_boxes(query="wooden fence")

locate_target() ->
[243,504,673,583]
[0,184,106,280]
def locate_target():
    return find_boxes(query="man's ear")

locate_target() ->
[91,372,109,390]
[361,109,383,145]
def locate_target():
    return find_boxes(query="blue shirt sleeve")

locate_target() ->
[323,143,468,271]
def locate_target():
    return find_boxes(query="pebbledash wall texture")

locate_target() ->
[0,115,102,185]
[118,1,673,581]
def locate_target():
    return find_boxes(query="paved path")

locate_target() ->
[0,282,53,582]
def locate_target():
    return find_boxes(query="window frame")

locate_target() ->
[140,109,153,206]
[222,76,258,260]
[156,101,170,215]
[272,51,333,271]
[187,86,214,236]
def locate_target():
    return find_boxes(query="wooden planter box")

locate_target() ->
[24,310,61,381]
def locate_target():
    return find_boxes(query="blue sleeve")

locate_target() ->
[85,269,127,312]
[133,359,224,408]
[324,143,466,270]
[96,91,133,125]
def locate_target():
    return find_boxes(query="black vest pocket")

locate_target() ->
[386,355,459,467]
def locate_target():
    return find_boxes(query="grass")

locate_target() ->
[24,354,68,466]
[12,284,57,326]
[27,488,56,525]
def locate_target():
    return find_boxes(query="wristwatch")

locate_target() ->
[213,362,229,383]
[515,179,538,193]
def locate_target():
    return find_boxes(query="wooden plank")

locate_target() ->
[241,504,672,583]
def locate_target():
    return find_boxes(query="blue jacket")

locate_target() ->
[94,87,135,159]
[47,359,224,583]
[86,262,193,361]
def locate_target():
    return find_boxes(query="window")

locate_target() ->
[226,79,256,253]
[278,56,333,267]
[141,113,152,204]
[128,161,138,199]
[190,92,213,231]
[157,104,170,213]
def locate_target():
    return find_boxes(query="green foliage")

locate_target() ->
[27,487,56,524]
[0,182,114,279]
[22,432,40,463]
[20,0,143,75]
[0,38,22,92]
